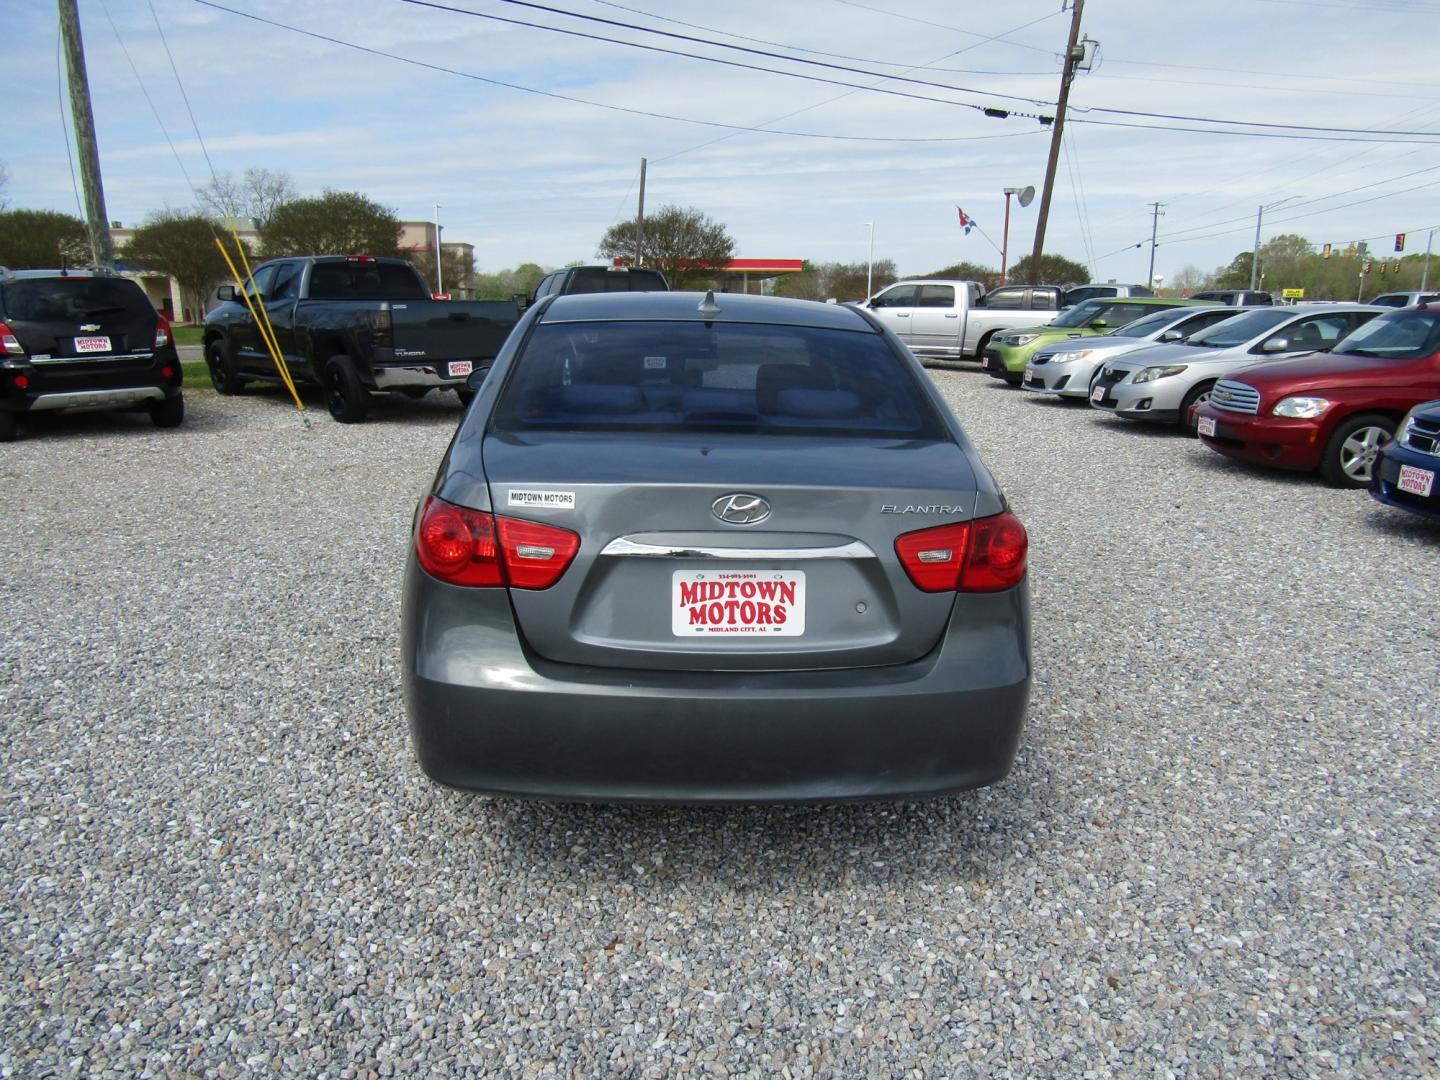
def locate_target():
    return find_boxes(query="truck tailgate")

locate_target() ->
[390,300,518,362]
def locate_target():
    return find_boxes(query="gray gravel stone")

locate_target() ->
[0,376,1435,1078]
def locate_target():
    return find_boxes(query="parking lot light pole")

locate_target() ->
[433,204,443,296]
[866,222,874,299]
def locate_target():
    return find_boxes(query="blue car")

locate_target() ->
[1371,399,1440,521]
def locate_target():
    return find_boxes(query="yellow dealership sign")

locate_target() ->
[1282,288,1305,299]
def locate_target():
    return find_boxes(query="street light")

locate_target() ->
[433,203,444,296]
[865,222,875,300]
[1249,195,1303,291]
[1001,185,1035,285]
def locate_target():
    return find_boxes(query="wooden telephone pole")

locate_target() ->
[1027,0,1084,284]
[58,0,114,268]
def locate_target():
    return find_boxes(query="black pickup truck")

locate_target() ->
[202,255,519,422]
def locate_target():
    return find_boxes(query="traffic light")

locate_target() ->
[1363,260,1373,273]
[1378,262,1387,274]
[1322,243,1332,259]
[1395,233,1406,252]
[1393,261,1402,274]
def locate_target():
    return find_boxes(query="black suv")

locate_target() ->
[530,265,669,305]
[0,268,183,441]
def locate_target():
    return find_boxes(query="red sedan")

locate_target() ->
[1194,305,1440,487]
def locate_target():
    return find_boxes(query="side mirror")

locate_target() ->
[1159,329,1183,342]
[1261,337,1290,353]
[1089,318,1108,329]
[512,293,530,312]
[216,284,239,302]
[465,366,492,391]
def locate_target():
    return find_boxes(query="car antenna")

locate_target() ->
[697,290,721,317]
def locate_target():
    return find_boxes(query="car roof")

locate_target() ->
[0,268,120,280]
[538,290,876,330]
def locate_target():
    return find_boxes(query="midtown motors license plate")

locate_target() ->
[672,570,805,637]
[1398,464,1435,497]
[448,360,473,377]
[1198,416,1217,437]
[73,336,111,354]
[1091,384,1106,403]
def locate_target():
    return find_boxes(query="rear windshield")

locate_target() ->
[305,261,429,300]
[1332,310,1440,359]
[563,269,669,295]
[492,320,947,439]
[1185,308,1291,348]
[1,277,153,322]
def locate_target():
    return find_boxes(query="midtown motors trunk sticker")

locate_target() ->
[508,489,576,509]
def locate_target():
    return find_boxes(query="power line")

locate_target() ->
[827,0,1060,55]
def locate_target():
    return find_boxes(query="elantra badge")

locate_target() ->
[712,493,770,525]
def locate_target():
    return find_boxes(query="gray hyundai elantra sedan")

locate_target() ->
[401,291,1031,802]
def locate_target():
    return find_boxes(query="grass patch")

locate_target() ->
[181,360,211,388]
[173,325,205,346]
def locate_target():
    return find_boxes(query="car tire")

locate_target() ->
[456,387,476,406]
[1320,413,1395,488]
[324,355,370,423]
[0,409,18,443]
[206,339,245,395]
[1179,381,1215,433]
[149,394,185,429]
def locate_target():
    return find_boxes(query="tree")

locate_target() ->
[473,262,547,300]
[410,245,476,297]
[0,209,88,268]
[772,260,897,302]
[197,167,296,228]
[120,211,234,323]
[1009,252,1089,287]
[597,205,734,289]
[258,190,401,258]
[1213,252,1255,290]
[924,261,1000,289]
[1171,264,1212,294]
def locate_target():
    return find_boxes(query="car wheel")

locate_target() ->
[1179,381,1215,433]
[0,409,18,443]
[1320,413,1395,488]
[324,355,370,423]
[206,339,244,395]
[149,394,184,429]
[456,387,476,406]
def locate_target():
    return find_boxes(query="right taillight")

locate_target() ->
[895,510,1028,594]
[415,496,579,589]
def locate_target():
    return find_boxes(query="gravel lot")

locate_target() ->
[2,372,1436,1078]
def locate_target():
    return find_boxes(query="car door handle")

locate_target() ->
[944,313,959,318]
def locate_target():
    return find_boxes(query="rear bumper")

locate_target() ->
[1,350,181,415]
[1195,406,1325,471]
[372,363,471,390]
[402,561,1031,803]
[26,386,165,412]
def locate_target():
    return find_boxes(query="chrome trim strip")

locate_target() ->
[373,364,464,389]
[30,351,154,365]
[28,387,165,411]
[599,537,876,561]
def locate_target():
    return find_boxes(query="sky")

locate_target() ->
[6,0,1440,288]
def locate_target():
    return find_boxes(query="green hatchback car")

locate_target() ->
[981,297,1213,385]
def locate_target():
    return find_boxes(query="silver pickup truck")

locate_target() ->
[862,279,1061,362]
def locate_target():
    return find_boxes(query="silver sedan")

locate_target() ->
[1021,306,1240,399]
[1088,304,1385,429]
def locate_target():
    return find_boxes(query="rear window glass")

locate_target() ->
[563,270,668,295]
[1,277,153,322]
[1186,308,1292,348]
[492,320,947,439]
[305,261,428,300]
[1333,310,1440,359]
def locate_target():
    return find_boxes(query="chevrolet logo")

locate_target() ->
[80,323,101,332]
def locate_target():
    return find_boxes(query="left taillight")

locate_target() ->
[153,314,171,348]
[895,509,1028,594]
[0,321,24,356]
[415,496,579,590]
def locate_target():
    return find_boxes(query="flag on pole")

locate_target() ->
[956,207,975,235]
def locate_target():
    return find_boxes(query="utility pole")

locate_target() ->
[865,222,874,299]
[634,157,647,267]
[1146,202,1165,288]
[1248,205,1264,292]
[58,0,114,268]
[1027,0,1084,284]
[1422,229,1434,292]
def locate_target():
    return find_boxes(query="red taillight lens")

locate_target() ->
[153,315,171,348]
[497,517,581,590]
[0,321,23,356]
[416,496,503,587]
[895,510,1028,594]
[895,521,971,592]
[14,374,29,390]
[415,497,580,590]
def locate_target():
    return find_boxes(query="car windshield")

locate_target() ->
[491,320,947,439]
[1331,310,1440,358]
[1051,300,1108,328]
[564,269,668,294]
[1106,309,1179,338]
[1184,308,1292,348]
[0,277,153,322]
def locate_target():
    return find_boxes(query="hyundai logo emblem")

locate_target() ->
[712,493,771,525]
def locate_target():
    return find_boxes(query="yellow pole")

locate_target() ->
[211,235,305,411]
[224,217,294,396]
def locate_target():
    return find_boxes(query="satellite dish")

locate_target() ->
[1018,185,1036,208]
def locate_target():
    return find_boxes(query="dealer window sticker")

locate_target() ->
[508,489,577,510]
